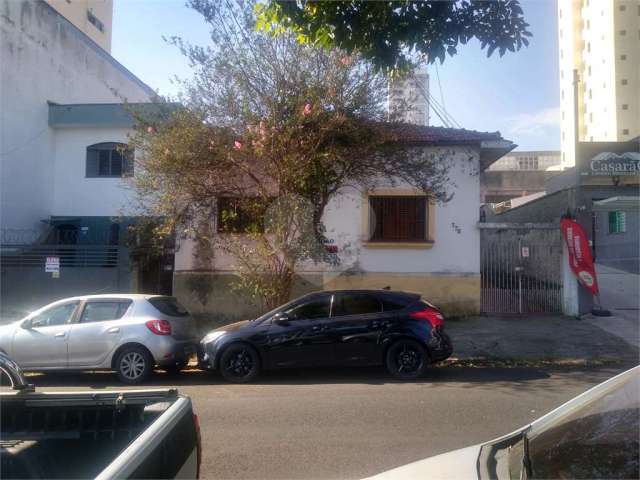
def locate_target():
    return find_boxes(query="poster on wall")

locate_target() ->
[560,218,599,295]
[45,256,60,278]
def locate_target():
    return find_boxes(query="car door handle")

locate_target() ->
[311,325,329,332]
[107,327,120,334]
[370,320,391,329]
[54,332,66,338]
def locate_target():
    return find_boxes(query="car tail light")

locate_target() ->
[145,319,172,335]
[193,413,202,479]
[409,307,444,328]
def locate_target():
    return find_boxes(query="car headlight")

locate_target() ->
[201,331,226,344]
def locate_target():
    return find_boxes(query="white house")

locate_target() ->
[174,126,515,318]
[1,0,153,242]
[0,0,156,315]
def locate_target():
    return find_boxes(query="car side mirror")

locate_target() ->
[21,319,32,329]
[272,312,291,325]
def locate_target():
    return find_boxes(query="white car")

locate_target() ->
[369,365,639,479]
[0,294,199,384]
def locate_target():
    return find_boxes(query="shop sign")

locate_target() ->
[582,152,640,177]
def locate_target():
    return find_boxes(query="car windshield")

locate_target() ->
[509,370,640,479]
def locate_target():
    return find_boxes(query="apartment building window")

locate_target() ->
[621,79,628,85]
[369,196,428,243]
[517,157,539,171]
[623,129,630,135]
[86,143,133,178]
[589,112,593,122]
[87,10,104,33]
[619,4,626,11]
[589,89,592,99]
[622,104,629,110]
[608,211,626,234]
[619,30,627,36]
[621,54,627,60]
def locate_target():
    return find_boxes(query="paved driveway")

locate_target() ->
[15,365,629,479]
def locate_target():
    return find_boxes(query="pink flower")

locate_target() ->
[303,103,312,116]
[147,126,155,134]
[234,140,242,150]
[340,56,352,66]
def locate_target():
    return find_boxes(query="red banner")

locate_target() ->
[560,218,599,295]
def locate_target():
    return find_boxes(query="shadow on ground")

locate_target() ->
[3,364,588,390]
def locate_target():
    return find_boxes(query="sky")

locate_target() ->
[112,0,560,151]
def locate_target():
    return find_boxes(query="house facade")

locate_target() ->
[0,0,156,316]
[173,127,515,320]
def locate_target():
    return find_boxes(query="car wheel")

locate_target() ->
[219,343,260,383]
[385,339,429,380]
[115,346,153,384]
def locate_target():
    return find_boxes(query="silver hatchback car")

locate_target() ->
[0,294,199,384]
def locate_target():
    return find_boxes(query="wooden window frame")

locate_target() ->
[362,189,435,249]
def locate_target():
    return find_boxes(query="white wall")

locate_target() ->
[0,0,152,241]
[51,127,134,217]
[323,148,480,274]
[175,146,481,275]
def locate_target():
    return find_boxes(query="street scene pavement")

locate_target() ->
[11,364,631,479]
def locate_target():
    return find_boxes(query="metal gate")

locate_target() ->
[480,224,563,314]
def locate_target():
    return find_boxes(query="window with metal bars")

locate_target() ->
[217,197,266,233]
[608,211,626,234]
[369,196,428,242]
[86,143,133,178]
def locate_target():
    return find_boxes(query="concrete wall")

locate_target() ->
[0,263,132,320]
[481,170,558,203]
[43,0,113,52]
[51,127,134,216]
[594,207,640,274]
[174,147,482,322]
[0,0,152,239]
[487,184,640,275]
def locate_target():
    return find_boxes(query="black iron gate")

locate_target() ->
[480,224,563,314]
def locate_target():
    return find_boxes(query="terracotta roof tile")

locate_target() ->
[379,122,504,144]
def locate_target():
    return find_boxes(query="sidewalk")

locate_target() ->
[581,264,640,347]
[447,315,639,365]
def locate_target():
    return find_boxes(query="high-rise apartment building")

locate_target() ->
[44,0,113,52]
[558,0,639,169]
[388,67,430,126]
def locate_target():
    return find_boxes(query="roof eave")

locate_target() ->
[480,140,518,171]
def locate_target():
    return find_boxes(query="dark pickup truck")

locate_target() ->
[0,353,202,479]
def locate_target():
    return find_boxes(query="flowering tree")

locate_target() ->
[129,0,453,309]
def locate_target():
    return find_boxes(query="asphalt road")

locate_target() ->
[11,364,632,480]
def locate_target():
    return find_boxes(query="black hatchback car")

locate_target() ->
[198,290,453,382]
